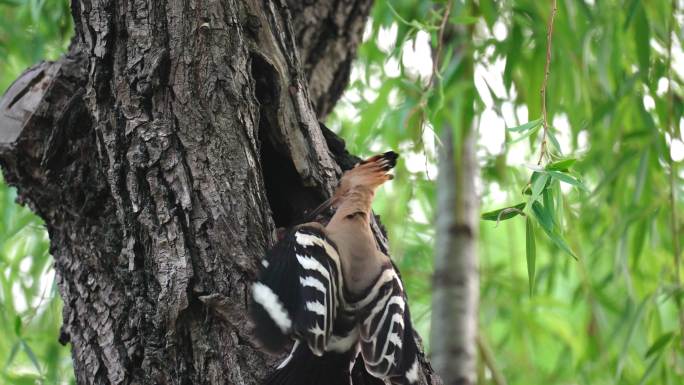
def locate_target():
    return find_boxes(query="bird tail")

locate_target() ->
[265,342,356,385]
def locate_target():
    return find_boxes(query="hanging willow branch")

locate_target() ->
[537,0,558,165]
[403,0,453,179]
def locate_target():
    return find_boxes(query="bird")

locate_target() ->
[250,151,422,385]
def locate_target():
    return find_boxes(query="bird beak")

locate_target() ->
[305,196,336,221]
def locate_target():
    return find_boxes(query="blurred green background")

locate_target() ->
[1,1,74,384]
[1,0,683,384]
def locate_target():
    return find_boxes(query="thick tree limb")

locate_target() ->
[430,21,479,385]
[431,125,479,385]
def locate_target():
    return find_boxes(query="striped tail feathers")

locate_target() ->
[265,342,357,385]
[386,307,423,385]
[251,225,343,356]
[291,227,343,355]
[251,232,301,353]
[267,308,372,385]
[356,266,423,385]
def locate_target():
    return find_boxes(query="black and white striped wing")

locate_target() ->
[251,225,343,356]
[356,266,422,385]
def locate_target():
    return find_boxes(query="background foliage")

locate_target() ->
[1,1,74,384]
[1,1,683,385]
[332,0,684,384]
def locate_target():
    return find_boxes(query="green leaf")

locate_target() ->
[623,0,640,29]
[633,4,650,78]
[645,332,674,358]
[637,353,662,385]
[631,219,648,264]
[548,231,577,260]
[523,171,549,213]
[509,122,543,144]
[546,158,577,172]
[481,203,526,221]
[508,117,542,132]
[616,296,650,380]
[546,127,563,155]
[20,340,41,373]
[479,0,497,28]
[532,202,577,260]
[632,149,649,203]
[4,341,20,369]
[530,172,549,202]
[542,188,555,225]
[532,200,553,232]
[525,217,536,296]
[503,24,522,89]
[451,15,479,25]
[356,79,397,144]
[13,315,21,336]
[546,171,589,192]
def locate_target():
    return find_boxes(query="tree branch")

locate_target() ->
[476,334,507,385]
[537,0,557,165]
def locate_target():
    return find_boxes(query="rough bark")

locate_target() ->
[0,1,439,384]
[286,0,370,119]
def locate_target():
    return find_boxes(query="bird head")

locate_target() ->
[333,151,399,198]
[306,151,399,219]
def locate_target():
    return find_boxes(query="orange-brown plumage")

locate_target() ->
[252,151,424,385]
[325,151,398,294]
[294,151,399,294]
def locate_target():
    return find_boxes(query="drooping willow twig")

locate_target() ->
[402,0,453,180]
[477,334,508,385]
[425,0,453,92]
[426,0,453,178]
[537,0,558,165]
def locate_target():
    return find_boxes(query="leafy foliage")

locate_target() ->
[1,0,74,383]
[0,176,73,384]
[0,0,72,93]
[329,0,684,384]
[2,0,684,384]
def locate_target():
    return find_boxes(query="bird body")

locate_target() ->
[251,152,422,385]
[326,196,387,295]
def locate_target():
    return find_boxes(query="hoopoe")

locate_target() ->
[251,152,422,385]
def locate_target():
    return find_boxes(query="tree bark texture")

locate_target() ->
[430,127,479,385]
[0,1,440,384]
[429,24,479,385]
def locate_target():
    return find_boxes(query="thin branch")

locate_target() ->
[476,334,507,385]
[426,0,453,91]
[537,0,558,165]
[665,0,683,347]
[404,0,452,180]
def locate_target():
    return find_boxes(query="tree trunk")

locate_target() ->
[431,126,479,385]
[0,1,440,384]
[430,24,479,385]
